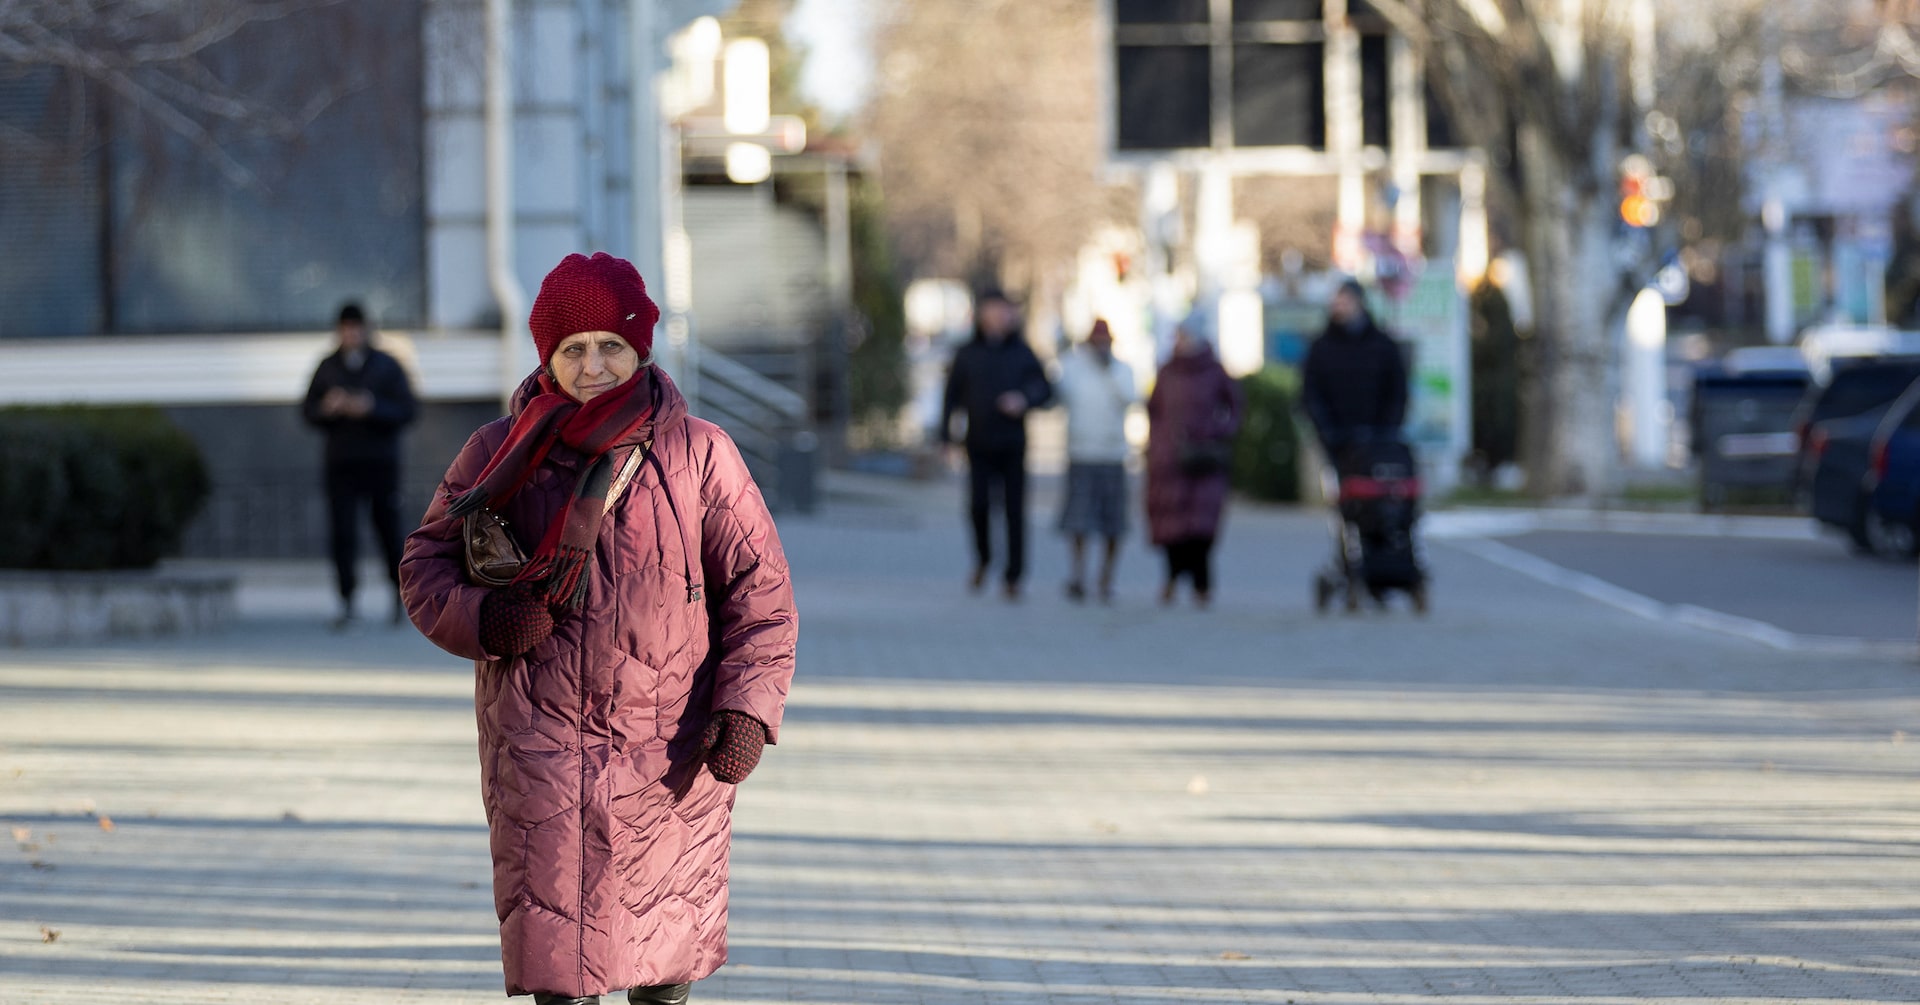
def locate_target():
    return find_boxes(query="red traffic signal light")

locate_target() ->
[1619,156,1662,228]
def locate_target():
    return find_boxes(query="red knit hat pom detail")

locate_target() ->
[528,252,661,366]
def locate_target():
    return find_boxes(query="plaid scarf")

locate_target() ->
[446,366,658,611]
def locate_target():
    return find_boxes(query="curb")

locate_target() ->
[0,570,237,647]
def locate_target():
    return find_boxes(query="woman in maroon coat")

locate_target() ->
[1146,319,1244,607]
[400,253,797,1005]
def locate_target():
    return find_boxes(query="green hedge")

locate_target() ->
[0,406,210,570]
[1231,365,1304,503]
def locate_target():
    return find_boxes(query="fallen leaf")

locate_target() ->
[10,826,28,844]
[96,816,114,833]
[29,860,53,871]
[39,926,59,944]
[1219,950,1251,960]
[281,810,303,823]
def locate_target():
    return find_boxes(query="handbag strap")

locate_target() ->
[602,441,649,515]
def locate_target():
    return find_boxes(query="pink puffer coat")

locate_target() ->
[399,371,796,998]
[1145,348,1244,546]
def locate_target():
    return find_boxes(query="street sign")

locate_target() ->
[1371,262,1470,492]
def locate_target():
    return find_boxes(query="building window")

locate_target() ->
[0,3,425,338]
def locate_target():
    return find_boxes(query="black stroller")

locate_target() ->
[1313,437,1429,614]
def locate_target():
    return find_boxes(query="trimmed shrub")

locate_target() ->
[1232,365,1305,503]
[0,406,210,570]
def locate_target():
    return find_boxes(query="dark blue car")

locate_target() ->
[1864,382,1920,558]
[1808,411,1891,551]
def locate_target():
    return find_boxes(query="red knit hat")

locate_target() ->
[528,252,661,365]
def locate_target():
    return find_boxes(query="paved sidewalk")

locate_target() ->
[4,475,1920,1003]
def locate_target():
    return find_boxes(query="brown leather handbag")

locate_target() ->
[460,444,647,588]
[462,507,526,588]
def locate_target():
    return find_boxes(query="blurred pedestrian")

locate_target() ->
[398,253,797,1005]
[1145,313,1243,608]
[302,302,417,630]
[1300,279,1409,457]
[939,289,1054,599]
[1056,319,1136,602]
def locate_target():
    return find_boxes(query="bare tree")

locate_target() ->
[0,0,355,184]
[1362,0,1773,498]
[1779,0,1920,95]
[867,0,1128,301]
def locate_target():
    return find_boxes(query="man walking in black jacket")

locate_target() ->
[303,303,418,629]
[1301,279,1410,457]
[940,290,1054,599]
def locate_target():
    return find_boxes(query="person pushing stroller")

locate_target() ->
[1301,280,1427,612]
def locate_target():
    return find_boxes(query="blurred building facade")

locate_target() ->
[0,0,830,557]
[1090,0,1476,490]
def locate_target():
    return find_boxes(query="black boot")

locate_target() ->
[532,996,600,1005]
[627,984,690,1005]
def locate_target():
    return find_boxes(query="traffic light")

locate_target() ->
[1619,154,1671,229]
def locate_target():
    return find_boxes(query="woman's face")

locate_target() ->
[549,331,639,402]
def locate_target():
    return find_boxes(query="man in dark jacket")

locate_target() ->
[303,302,418,629]
[940,290,1054,599]
[1301,279,1410,458]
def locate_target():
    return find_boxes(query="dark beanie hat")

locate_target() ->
[337,302,365,326]
[528,252,661,365]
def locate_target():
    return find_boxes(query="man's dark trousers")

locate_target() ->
[967,446,1028,585]
[325,459,405,606]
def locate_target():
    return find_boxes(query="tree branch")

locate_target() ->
[0,0,356,181]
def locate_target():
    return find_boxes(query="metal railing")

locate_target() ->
[695,348,817,512]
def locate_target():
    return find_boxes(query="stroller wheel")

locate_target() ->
[1410,582,1430,616]
[1343,583,1362,614]
[1313,574,1334,615]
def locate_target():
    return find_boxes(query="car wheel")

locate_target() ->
[1865,506,1918,560]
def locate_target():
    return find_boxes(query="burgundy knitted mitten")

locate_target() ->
[701,710,769,784]
[477,586,554,657]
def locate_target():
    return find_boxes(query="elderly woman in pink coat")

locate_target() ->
[400,253,797,1005]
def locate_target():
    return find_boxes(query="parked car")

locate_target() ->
[1863,380,1920,559]
[1689,365,1809,510]
[1792,356,1920,496]
[1808,412,1895,551]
